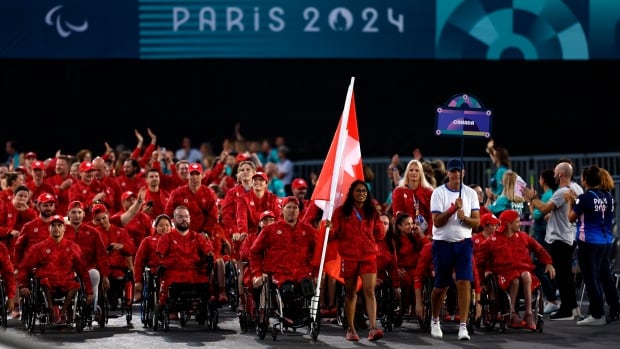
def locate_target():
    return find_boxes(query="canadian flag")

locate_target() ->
[311,77,365,297]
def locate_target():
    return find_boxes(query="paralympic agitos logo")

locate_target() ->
[45,5,88,38]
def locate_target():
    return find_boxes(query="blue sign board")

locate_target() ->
[1,0,620,59]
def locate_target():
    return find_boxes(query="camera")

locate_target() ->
[106,244,114,252]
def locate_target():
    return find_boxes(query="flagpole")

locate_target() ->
[311,76,355,321]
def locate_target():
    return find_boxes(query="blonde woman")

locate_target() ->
[485,170,525,216]
[391,160,434,237]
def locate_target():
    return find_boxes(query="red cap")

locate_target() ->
[49,214,65,224]
[236,152,251,162]
[480,213,500,227]
[252,172,268,182]
[92,203,108,216]
[188,163,203,174]
[68,201,84,211]
[291,178,308,190]
[79,161,95,172]
[31,160,45,170]
[281,196,299,207]
[497,210,520,233]
[25,151,37,159]
[37,192,55,204]
[121,191,136,201]
[259,210,276,221]
[15,166,27,173]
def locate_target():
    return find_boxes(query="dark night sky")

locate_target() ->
[1,59,617,161]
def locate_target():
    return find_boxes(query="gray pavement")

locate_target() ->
[1,300,619,349]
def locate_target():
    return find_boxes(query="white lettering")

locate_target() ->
[172,7,190,32]
[387,8,404,32]
[169,6,405,34]
[227,7,244,31]
[198,7,216,31]
[269,7,285,32]
[453,119,475,125]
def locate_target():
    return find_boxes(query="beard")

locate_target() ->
[176,221,190,232]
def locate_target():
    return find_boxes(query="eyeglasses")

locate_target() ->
[174,215,190,219]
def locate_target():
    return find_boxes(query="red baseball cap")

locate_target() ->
[188,163,203,174]
[49,214,65,224]
[68,201,84,211]
[121,191,136,201]
[25,151,37,159]
[259,210,276,221]
[480,213,500,227]
[281,196,299,207]
[31,160,45,170]
[291,178,308,190]
[497,210,520,233]
[252,172,268,182]
[92,203,108,216]
[37,192,55,204]
[79,161,95,172]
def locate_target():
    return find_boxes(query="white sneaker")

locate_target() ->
[543,301,560,314]
[577,315,605,326]
[430,321,443,339]
[573,307,582,318]
[458,326,471,340]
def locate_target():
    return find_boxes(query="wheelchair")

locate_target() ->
[238,261,256,333]
[152,260,218,332]
[375,271,400,332]
[107,268,133,326]
[152,282,216,331]
[139,267,160,328]
[21,274,89,333]
[334,281,367,330]
[417,276,477,334]
[478,273,544,333]
[255,275,320,342]
[0,277,7,328]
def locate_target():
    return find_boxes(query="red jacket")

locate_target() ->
[235,190,282,235]
[156,229,214,283]
[391,185,434,237]
[95,223,136,279]
[134,234,163,277]
[475,231,552,277]
[250,219,318,284]
[164,185,218,234]
[0,243,16,299]
[64,223,110,277]
[17,237,93,295]
[330,205,383,262]
[14,217,51,266]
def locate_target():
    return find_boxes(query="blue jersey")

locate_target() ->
[573,189,613,244]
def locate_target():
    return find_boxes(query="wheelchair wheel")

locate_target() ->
[74,287,87,332]
[334,282,346,328]
[418,277,433,332]
[0,278,7,328]
[256,281,270,340]
[480,274,506,332]
[208,304,219,330]
[533,287,544,333]
[163,307,170,332]
[225,260,239,310]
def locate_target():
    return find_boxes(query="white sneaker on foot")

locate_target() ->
[543,301,560,314]
[458,326,471,340]
[577,315,605,326]
[430,321,443,339]
[573,307,582,318]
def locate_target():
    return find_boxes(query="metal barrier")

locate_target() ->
[293,152,620,228]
